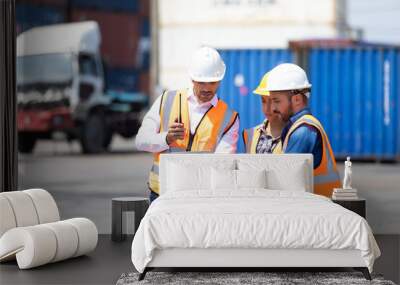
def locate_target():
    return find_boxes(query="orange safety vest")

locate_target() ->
[148,89,239,194]
[280,114,341,197]
[242,120,282,154]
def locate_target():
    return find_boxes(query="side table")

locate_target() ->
[112,197,149,242]
[332,198,366,219]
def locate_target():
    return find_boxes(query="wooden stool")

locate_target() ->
[111,197,149,242]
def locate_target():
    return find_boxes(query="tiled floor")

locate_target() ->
[1,235,398,285]
[374,234,400,283]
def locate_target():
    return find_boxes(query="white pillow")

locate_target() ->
[166,159,236,192]
[167,162,210,191]
[211,168,236,190]
[237,159,309,191]
[211,169,267,190]
[236,169,267,189]
[266,163,308,191]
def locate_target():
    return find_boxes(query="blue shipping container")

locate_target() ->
[218,49,294,153]
[106,67,139,92]
[71,0,138,13]
[16,3,65,33]
[138,18,150,70]
[309,48,400,160]
[218,47,400,160]
[141,17,150,37]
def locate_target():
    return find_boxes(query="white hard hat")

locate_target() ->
[266,63,312,97]
[189,46,226,82]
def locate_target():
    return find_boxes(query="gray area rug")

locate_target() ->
[116,271,396,285]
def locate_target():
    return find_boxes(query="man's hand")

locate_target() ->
[166,118,185,145]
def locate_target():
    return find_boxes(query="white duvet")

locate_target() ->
[131,190,380,273]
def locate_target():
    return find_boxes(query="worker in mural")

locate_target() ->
[243,72,285,154]
[266,63,341,197]
[135,46,239,203]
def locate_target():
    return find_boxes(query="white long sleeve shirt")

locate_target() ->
[135,88,239,153]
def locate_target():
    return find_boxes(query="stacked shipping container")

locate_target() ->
[70,0,150,93]
[70,0,139,12]
[16,0,150,94]
[71,9,140,68]
[137,0,150,95]
[16,1,66,34]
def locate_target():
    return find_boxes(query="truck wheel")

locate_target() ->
[118,121,140,139]
[80,113,107,154]
[18,133,37,154]
[103,129,113,151]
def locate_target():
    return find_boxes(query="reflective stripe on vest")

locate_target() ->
[243,124,262,153]
[160,90,177,132]
[148,89,238,194]
[243,121,282,154]
[282,114,341,197]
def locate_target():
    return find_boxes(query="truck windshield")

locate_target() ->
[17,53,73,86]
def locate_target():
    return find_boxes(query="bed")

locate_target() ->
[131,154,380,281]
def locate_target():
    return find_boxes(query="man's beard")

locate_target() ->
[275,104,293,122]
[285,104,294,121]
[194,89,215,103]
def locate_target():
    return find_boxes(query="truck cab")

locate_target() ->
[17,21,146,153]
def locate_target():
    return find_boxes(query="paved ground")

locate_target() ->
[17,136,400,235]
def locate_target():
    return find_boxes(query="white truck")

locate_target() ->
[16,21,147,153]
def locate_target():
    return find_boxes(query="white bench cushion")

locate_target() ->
[0,218,97,269]
[1,191,40,227]
[0,189,97,269]
[24,189,60,223]
[0,196,17,237]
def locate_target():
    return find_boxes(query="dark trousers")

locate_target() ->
[149,189,159,204]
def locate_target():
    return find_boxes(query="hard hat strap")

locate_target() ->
[289,88,310,96]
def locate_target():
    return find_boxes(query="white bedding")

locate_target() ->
[131,190,380,273]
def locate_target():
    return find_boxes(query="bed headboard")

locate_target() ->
[159,154,313,195]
